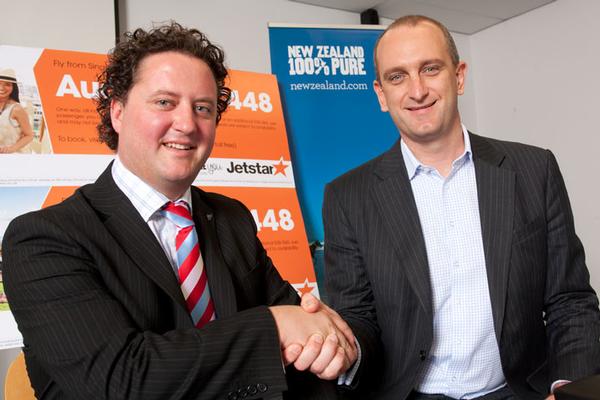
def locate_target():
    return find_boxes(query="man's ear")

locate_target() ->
[373,80,389,112]
[110,99,124,133]
[456,61,467,95]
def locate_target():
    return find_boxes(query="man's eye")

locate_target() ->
[388,73,404,83]
[423,65,440,74]
[194,105,212,114]
[156,99,173,107]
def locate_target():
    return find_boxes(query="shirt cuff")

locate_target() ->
[338,337,362,386]
[550,379,571,393]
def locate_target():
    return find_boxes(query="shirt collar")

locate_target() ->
[112,156,192,222]
[400,124,472,180]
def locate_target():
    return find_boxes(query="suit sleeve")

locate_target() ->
[542,150,600,382]
[2,211,289,400]
[322,183,383,394]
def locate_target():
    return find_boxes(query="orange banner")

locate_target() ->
[2,46,317,307]
[0,46,318,350]
[214,70,292,160]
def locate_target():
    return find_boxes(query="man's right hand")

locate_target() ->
[269,295,357,380]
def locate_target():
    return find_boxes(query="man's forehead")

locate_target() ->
[135,52,187,75]
[132,52,217,90]
[377,22,448,64]
[382,22,443,46]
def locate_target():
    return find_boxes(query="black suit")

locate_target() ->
[323,133,600,399]
[3,165,337,400]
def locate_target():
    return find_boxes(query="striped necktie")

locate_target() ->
[161,200,216,328]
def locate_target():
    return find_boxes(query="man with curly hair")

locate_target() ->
[2,23,356,400]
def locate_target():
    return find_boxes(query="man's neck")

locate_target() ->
[116,156,189,201]
[404,125,465,177]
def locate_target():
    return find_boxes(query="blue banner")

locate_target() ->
[269,24,398,241]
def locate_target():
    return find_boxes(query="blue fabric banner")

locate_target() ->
[268,24,398,241]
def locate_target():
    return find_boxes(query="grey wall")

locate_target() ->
[469,0,600,293]
[2,0,115,53]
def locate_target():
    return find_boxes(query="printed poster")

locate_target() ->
[268,24,399,242]
[0,46,316,349]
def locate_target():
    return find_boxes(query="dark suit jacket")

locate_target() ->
[3,166,337,400]
[323,133,600,399]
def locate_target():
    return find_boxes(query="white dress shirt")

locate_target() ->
[111,156,193,275]
[403,127,506,398]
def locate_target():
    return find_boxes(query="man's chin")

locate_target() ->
[401,125,441,142]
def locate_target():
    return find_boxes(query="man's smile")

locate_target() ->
[406,100,436,112]
[163,142,195,150]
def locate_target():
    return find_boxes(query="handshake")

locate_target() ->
[270,293,358,380]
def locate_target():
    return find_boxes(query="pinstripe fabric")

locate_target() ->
[2,164,338,400]
[324,133,600,400]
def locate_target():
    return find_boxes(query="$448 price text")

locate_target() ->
[250,208,295,232]
[229,90,273,113]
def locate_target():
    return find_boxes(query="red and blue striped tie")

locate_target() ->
[161,200,216,328]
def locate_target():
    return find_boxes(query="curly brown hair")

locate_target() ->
[96,22,231,150]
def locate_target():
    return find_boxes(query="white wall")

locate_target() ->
[123,0,372,74]
[1,0,115,53]
[453,34,477,131]
[469,0,600,293]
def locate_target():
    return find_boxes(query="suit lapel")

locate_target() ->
[84,166,186,311]
[371,141,433,318]
[191,188,238,319]
[470,133,515,342]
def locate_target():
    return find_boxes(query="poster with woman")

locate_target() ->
[0,68,34,154]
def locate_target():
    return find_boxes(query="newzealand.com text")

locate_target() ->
[289,80,369,91]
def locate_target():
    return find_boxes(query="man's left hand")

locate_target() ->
[282,293,358,380]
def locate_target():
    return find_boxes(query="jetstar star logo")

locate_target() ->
[293,278,318,296]
[272,157,289,176]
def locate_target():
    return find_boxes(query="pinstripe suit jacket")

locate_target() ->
[323,133,600,399]
[3,166,338,400]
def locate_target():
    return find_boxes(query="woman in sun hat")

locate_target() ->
[0,68,33,153]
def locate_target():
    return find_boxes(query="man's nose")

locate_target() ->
[408,75,428,101]
[173,105,195,133]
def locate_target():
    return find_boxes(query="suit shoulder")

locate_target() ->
[2,188,94,250]
[192,187,250,215]
[473,133,550,157]
[471,133,552,170]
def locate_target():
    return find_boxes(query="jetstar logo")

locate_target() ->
[226,161,273,174]
[226,157,290,176]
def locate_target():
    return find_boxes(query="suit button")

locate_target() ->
[246,385,258,395]
[257,383,268,393]
[419,350,427,361]
[227,391,239,400]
